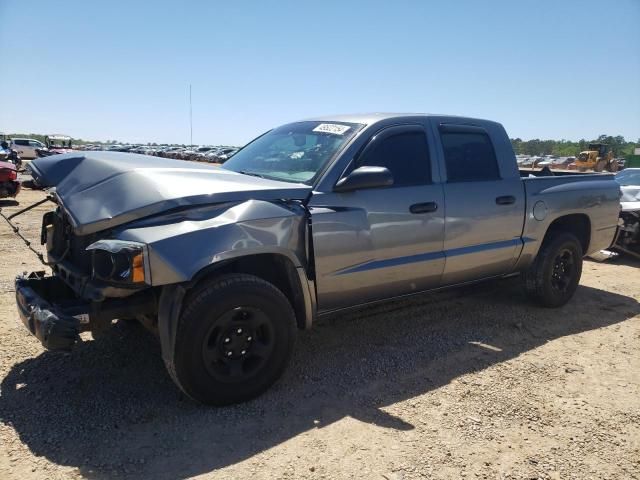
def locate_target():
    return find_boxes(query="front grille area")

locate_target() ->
[44,209,95,275]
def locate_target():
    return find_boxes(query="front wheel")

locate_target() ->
[172,274,296,405]
[522,232,583,308]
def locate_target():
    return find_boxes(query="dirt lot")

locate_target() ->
[0,186,639,480]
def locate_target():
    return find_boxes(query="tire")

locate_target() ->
[522,232,583,308]
[172,274,296,405]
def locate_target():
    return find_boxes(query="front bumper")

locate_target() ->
[15,273,89,350]
[15,272,158,351]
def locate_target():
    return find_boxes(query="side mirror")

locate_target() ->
[333,166,394,193]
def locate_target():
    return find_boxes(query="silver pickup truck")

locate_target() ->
[14,113,620,405]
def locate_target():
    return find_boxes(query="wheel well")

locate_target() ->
[192,254,309,329]
[544,214,591,253]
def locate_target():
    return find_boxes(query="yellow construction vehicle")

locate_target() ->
[574,143,618,172]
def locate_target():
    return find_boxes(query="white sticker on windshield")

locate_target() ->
[312,123,351,135]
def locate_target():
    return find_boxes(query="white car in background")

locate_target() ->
[10,138,46,159]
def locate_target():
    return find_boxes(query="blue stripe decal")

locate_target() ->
[445,238,522,258]
[332,237,526,276]
[333,251,445,276]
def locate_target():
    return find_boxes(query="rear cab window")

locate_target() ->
[439,125,500,182]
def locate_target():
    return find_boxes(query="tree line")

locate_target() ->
[510,135,638,157]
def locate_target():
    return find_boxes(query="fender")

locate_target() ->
[115,199,310,285]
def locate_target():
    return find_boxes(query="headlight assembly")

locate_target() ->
[86,240,148,285]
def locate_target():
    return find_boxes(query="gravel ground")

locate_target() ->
[1,186,639,480]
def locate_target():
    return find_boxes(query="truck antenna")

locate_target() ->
[189,84,193,147]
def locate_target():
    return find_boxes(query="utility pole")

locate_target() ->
[189,84,193,147]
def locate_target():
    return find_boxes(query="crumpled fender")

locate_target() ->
[114,199,309,286]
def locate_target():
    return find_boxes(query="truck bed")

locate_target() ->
[519,168,613,177]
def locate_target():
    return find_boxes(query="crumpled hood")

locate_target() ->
[620,184,640,211]
[30,152,311,235]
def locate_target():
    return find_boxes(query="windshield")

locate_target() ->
[222,121,362,184]
[615,169,640,186]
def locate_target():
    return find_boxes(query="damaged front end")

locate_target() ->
[9,196,157,351]
[613,209,640,260]
[10,152,312,351]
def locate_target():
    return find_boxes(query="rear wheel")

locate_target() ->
[172,274,296,405]
[522,232,583,307]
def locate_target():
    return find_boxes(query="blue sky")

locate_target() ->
[0,0,638,145]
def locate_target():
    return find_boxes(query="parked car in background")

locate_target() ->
[0,142,23,170]
[215,147,239,162]
[536,156,555,168]
[557,156,575,168]
[44,135,74,153]
[0,160,20,198]
[10,138,46,159]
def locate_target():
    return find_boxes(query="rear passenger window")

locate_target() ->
[13,139,29,146]
[440,131,500,182]
[358,131,431,186]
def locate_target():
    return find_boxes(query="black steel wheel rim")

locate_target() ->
[201,306,275,383]
[550,248,575,293]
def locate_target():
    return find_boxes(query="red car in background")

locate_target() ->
[0,160,20,199]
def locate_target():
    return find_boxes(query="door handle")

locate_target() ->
[496,195,516,205]
[410,202,438,214]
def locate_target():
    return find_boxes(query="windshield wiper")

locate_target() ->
[238,170,266,179]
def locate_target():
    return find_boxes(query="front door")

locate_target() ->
[309,125,445,312]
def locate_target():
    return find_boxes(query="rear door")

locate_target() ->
[434,123,525,285]
[309,124,445,312]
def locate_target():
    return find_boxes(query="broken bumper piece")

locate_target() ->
[15,273,89,350]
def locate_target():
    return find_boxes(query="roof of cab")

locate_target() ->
[302,112,498,127]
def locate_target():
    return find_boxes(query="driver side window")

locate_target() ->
[357,130,431,186]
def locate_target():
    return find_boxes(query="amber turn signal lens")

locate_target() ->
[131,252,145,283]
